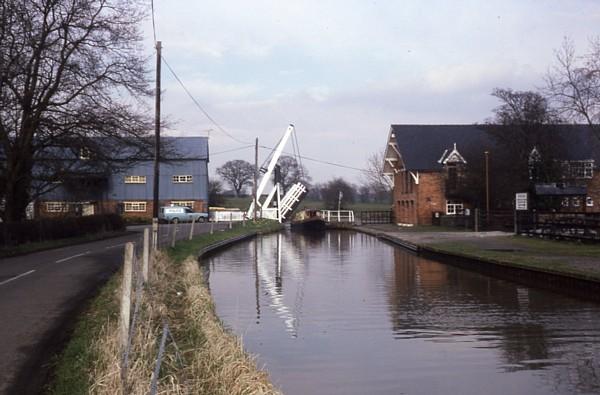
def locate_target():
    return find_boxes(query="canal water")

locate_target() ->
[204,230,600,395]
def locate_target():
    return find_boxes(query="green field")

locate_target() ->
[220,197,391,212]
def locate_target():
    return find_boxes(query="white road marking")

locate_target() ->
[0,270,36,286]
[55,251,91,263]
[105,243,127,250]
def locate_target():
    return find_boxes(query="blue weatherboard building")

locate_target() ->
[37,137,209,219]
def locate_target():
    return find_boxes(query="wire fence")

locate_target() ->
[118,219,224,393]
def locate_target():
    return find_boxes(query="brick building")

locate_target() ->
[383,125,600,226]
[36,136,209,219]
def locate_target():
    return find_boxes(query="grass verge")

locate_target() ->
[49,219,282,394]
[424,236,600,281]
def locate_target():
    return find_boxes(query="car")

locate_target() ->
[159,206,208,223]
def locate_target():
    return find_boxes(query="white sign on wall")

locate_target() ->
[515,193,529,211]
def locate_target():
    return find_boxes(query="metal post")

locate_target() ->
[253,137,258,222]
[171,221,177,248]
[514,208,518,234]
[485,150,490,223]
[152,41,162,219]
[142,228,149,283]
[474,208,479,232]
[229,212,232,229]
[210,222,214,235]
[189,216,196,240]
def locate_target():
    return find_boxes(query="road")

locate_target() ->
[0,222,226,394]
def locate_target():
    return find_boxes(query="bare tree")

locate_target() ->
[0,0,152,222]
[216,160,254,197]
[277,155,311,194]
[546,37,600,141]
[360,151,392,203]
[478,88,565,208]
[321,177,355,209]
[208,179,225,207]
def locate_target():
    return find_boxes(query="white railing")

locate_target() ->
[320,210,355,223]
[210,210,245,222]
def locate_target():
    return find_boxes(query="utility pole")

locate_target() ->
[253,137,258,222]
[485,150,490,224]
[152,41,162,248]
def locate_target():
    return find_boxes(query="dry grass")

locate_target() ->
[77,250,279,395]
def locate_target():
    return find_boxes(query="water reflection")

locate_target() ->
[207,230,600,395]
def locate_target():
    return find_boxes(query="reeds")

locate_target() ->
[84,251,280,394]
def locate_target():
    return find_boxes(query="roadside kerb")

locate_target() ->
[354,226,600,302]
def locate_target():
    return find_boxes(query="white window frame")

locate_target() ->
[79,147,90,160]
[586,197,594,207]
[124,175,147,184]
[567,160,594,179]
[171,201,194,209]
[172,175,193,183]
[46,202,68,213]
[446,200,463,215]
[572,197,580,207]
[124,201,147,212]
[561,197,570,207]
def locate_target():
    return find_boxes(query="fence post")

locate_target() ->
[210,221,214,235]
[189,216,196,241]
[170,220,177,248]
[120,242,134,354]
[514,209,518,234]
[474,208,479,232]
[142,228,149,283]
[152,218,159,251]
[229,212,232,229]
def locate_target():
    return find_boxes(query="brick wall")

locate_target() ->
[393,170,446,225]
[586,172,600,213]
[415,172,445,225]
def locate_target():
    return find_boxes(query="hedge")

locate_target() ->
[0,214,125,246]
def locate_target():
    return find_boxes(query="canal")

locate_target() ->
[205,230,600,395]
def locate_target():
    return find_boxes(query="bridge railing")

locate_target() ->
[320,210,355,223]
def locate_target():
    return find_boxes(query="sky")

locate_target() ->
[144,0,600,184]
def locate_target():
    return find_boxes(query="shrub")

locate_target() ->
[0,214,125,246]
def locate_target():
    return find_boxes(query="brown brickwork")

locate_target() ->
[393,170,446,225]
[585,172,600,213]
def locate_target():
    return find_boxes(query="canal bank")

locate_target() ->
[356,224,600,302]
[49,220,282,395]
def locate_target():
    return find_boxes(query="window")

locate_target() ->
[572,197,580,207]
[172,175,193,183]
[446,200,463,215]
[124,201,147,212]
[79,147,91,160]
[566,160,594,179]
[124,175,146,184]
[46,202,68,213]
[587,197,594,207]
[171,201,194,209]
[561,197,569,207]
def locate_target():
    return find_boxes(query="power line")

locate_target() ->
[258,145,375,174]
[161,55,251,145]
[211,145,254,156]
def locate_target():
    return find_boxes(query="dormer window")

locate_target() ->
[439,143,467,165]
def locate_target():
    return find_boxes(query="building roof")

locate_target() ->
[391,124,600,171]
[163,136,209,160]
[534,183,587,196]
